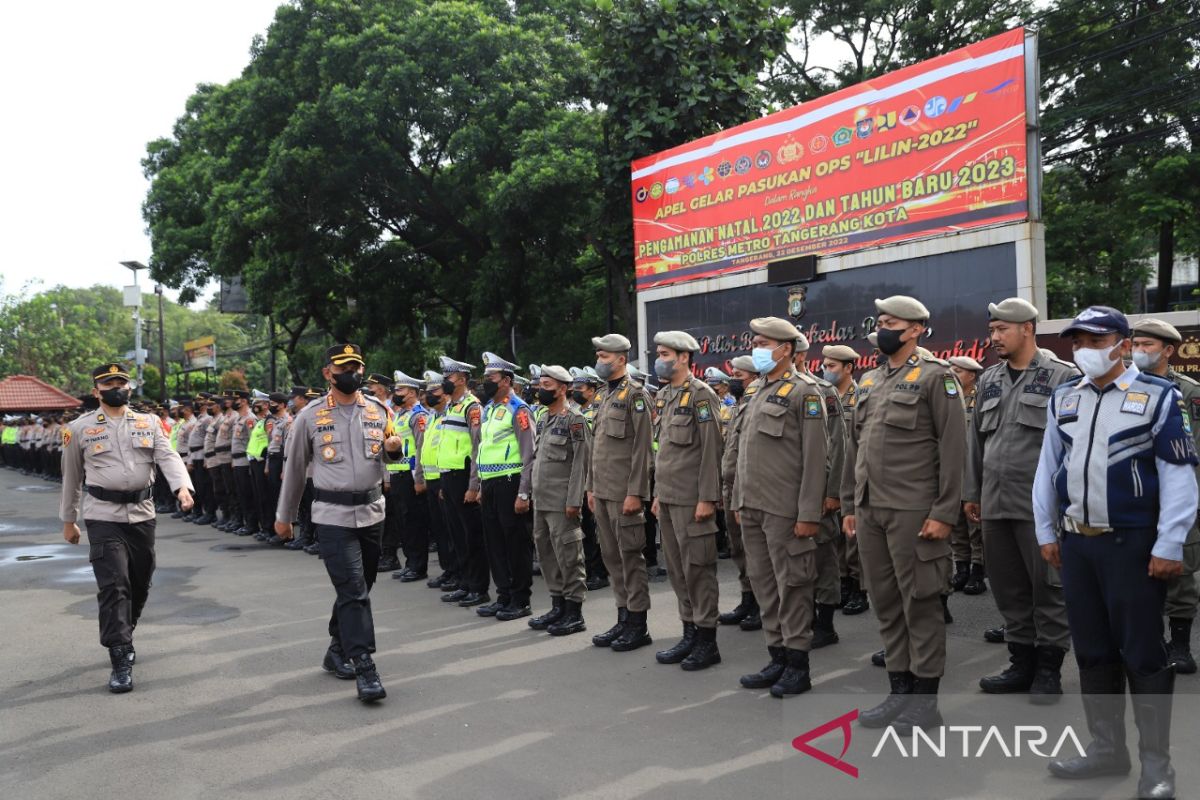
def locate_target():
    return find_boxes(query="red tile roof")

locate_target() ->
[0,375,81,412]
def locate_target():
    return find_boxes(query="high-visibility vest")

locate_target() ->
[169,425,179,451]
[436,393,479,471]
[476,398,527,480]
[419,412,445,481]
[385,403,427,473]
[247,418,269,459]
[1,426,15,444]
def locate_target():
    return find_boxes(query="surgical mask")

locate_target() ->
[570,389,587,405]
[751,347,778,374]
[482,380,500,401]
[1131,350,1160,371]
[876,328,906,355]
[594,360,615,381]
[654,357,676,380]
[1075,343,1123,379]
[331,371,363,394]
[99,387,129,407]
[728,379,744,399]
[536,388,558,406]
[821,368,841,384]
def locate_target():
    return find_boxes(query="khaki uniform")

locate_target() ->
[720,387,758,595]
[730,369,829,651]
[531,407,592,603]
[964,350,1076,648]
[213,410,235,466]
[835,381,861,582]
[586,375,654,613]
[950,389,983,568]
[653,376,725,628]
[1166,369,1200,619]
[812,377,846,607]
[842,351,965,678]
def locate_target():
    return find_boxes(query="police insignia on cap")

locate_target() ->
[344,345,353,355]
[109,365,118,374]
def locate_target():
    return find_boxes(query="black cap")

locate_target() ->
[304,388,322,399]
[268,392,288,403]
[289,386,307,398]
[327,343,365,366]
[1060,306,1131,338]
[232,389,250,399]
[366,372,391,387]
[92,363,131,382]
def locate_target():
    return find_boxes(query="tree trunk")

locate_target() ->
[1155,218,1175,313]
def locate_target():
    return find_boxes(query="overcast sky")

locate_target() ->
[0,1,282,305]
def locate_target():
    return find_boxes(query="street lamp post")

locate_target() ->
[120,261,146,398]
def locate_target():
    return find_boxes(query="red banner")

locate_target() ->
[631,28,1030,291]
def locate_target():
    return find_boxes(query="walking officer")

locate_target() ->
[275,343,400,703]
[1034,307,1197,799]
[59,363,194,693]
[843,297,965,732]
[586,333,655,652]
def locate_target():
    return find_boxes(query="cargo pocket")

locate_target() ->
[977,396,1001,435]
[687,523,718,565]
[913,535,952,600]
[885,391,920,430]
[784,536,816,586]
[758,403,786,438]
[667,416,694,446]
[617,511,647,553]
[605,409,628,439]
[1017,393,1049,431]
[89,540,117,591]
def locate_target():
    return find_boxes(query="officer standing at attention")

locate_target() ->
[586,334,655,652]
[417,371,458,589]
[185,394,214,524]
[212,392,238,531]
[528,365,592,636]
[962,298,1079,704]
[1034,307,1197,799]
[387,370,432,583]
[821,344,867,613]
[262,392,290,543]
[843,297,965,732]
[571,367,609,592]
[60,364,194,693]
[230,390,258,536]
[729,318,829,698]
[948,356,986,596]
[275,344,400,703]
[718,355,762,631]
[650,331,725,671]
[1131,318,1200,675]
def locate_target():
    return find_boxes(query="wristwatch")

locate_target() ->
[518,493,530,501]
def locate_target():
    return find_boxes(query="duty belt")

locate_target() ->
[214,445,231,453]
[1062,517,1112,537]
[312,486,383,506]
[86,485,153,504]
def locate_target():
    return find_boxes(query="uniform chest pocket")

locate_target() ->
[315,430,345,463]
[130,431,156,461]
[543,433,569,461]
[667,414,694,445]
[604,409,628,439]
[757,403,787,438]
[976,396,1002,434]
[1017,393,1049,430]
[83,439,113,461]
[884,391,920,430]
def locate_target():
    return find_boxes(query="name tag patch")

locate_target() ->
[1121,391,1150,416]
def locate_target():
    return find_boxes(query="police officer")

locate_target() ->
[229,390,259,536]
[729,318,829,697]
[212,392,239,531]
[418,371,458,588]
[718,355,762,631]
[1034,307,1196,799]
[275,344,399,702]
[387,370,432,582]
[365,373,392,406]
[261,392,290,543]
[571,367,609,592]
[821,344,865,611]
[59,363,194,693]
[948,355,986,595]
[529,365,591,635]
[650,331,725,671]
[843,297,965,732]
[1131,318,1200,675]
[586,334,655,652]
[185,394,215,524]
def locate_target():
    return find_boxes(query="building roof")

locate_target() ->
[0,375,81,412]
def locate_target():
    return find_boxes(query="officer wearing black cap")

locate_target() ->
[186,393,216,524]
[59,363,194,693]
[262,391,291,542]
[275,344,401,702]
[364,373,392,407]
[1034,307,1198,798]
[213,391,240,531]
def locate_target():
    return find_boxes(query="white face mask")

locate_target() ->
[1131,350,1160,371]
[1074,342,1122,378]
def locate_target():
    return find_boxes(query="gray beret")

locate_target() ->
[795,331,811,352]
[592,333,631,353]
[1132,317,1183,344]
[822,344,859,362]
[540,364,573,383]
[866,332,878,347]
[730,355,756,373]
[875,295,930,322]
[948,356,984,372]
[749,316,801,343]
[988,297,1039,323]
[653,330,701,352]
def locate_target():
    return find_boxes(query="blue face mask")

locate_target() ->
[751,347,778,374]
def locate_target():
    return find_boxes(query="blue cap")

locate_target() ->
[1060,306,1131,338]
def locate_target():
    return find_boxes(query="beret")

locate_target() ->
[988,297,1039,323]
[592,333,632,353]
[866,332,878,347]
[795,331,811,352]
[540,364,573,383]
[822,344,859,362]
[948,356,984,372]
[749,317,801,343]
[1132,317,1182,344]
[875,295,930,322]
[730,355,756,373]
[653,330,701,352]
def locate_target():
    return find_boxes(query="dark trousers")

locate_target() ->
[217,463,238,520]
[383,471,404,559]
[1061,527,1168,677]
[582,505,607,579]
[265,455,284,528]
[397,472,430,574]
[643,499,659,567]
[440,468,489,594]
[190,459,210,514]
[153,466,171,506]
[481,474,533,606]
[428,483,457,577]
[233,464,258,530]
[86,519,156,648]
[249,459,270,531]
[318,522,382,660]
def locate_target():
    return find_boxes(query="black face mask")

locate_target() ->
[268,404,280,414]
[393,393,406,406]
[570,389,587,405]
[441,379,455,396]
[481,380,500,401]
[728,379,744,400]
[331,371,363,394]
[536,388,558,406]
[99,387,129,407]
[424,391,442,407]
[233,400,244,411]
[876,327,906,356]
[208,407,217,416]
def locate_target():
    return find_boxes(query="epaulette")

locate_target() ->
[1174,372,1200,388]
[794,371,820,387]
[1134,372,1176,391]
[1055,375,1085,393]
[1037,348,1077,371]
[918,351,951,367]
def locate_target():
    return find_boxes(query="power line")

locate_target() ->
[1048,17,1200,69]
[1040,0,1195,58]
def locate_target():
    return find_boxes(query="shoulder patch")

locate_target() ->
[516,408,530,431]
[824,394,840,416]
[633,396,647,413]
[1179,399,1194,435]
[468,406,482,427]
[570,421,585,440]
[804,394,822,417]
[61,428,71,447]
[696,399,712,423]
[944,376,959,397]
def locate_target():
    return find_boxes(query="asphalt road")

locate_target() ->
[1,466,1195,799]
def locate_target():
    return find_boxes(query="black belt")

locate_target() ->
[87,485,153,504]
[189,446,203,452]
[214,445,231,453]
[312,486,382,506]
[204,451,215,458]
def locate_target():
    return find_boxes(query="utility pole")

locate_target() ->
[268,314,277,391]
[155,284,167,402]
[120,261,146,398]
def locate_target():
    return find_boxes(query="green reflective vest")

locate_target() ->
[169,425,179,452]
[436,394,479,471]
[420,412,445,481]
[1,426,15,444]
[386,404,427,473]
[247,418,269,459]
[477,399,525,480]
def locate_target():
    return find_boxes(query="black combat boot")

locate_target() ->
[839,576,853,608]
[769,649,812,698]
[681,626,721,671]
[984,625,1006,644]
[740,646,786,689]
[322,641,356,680]
[811,603,839,648]
[441,588,469,603]
[718,591,756,626]
[495,603,532,621]
[951,560,970,592]
[611,610,652,652]
[962,563,987,595]
[655,622,697,664]
[592,607,627,648]
[107,644,135,694]
[980,642,1037,694]
[529,596,564,630]
[941,593,953,624]
[843,583,870,615]
[1048,663,1131,779]
[1168,617,1196,675]
[890,676,942,734]
[351,655,386,702]
[1029,645,1067,705]
[1128,667,1176,800]
[871,649,886,667]
[858,671,914,728]
[739,605,762,631]
[548,600,587,637]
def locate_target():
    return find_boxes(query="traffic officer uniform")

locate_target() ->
[843,296,965,733]
[417,370,458,588]
[586,334,655,652]
[949,355,986,594]
[729,317,829,698]
[651,331,726,671]
[59,363,193,693]
[718,354,761,630]
[276,344,396,702]
[529,365,592,635]
[386,370,433,582]
[1034,307,1197,798]
[202,396,224,525]
[964,298,1077,702]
